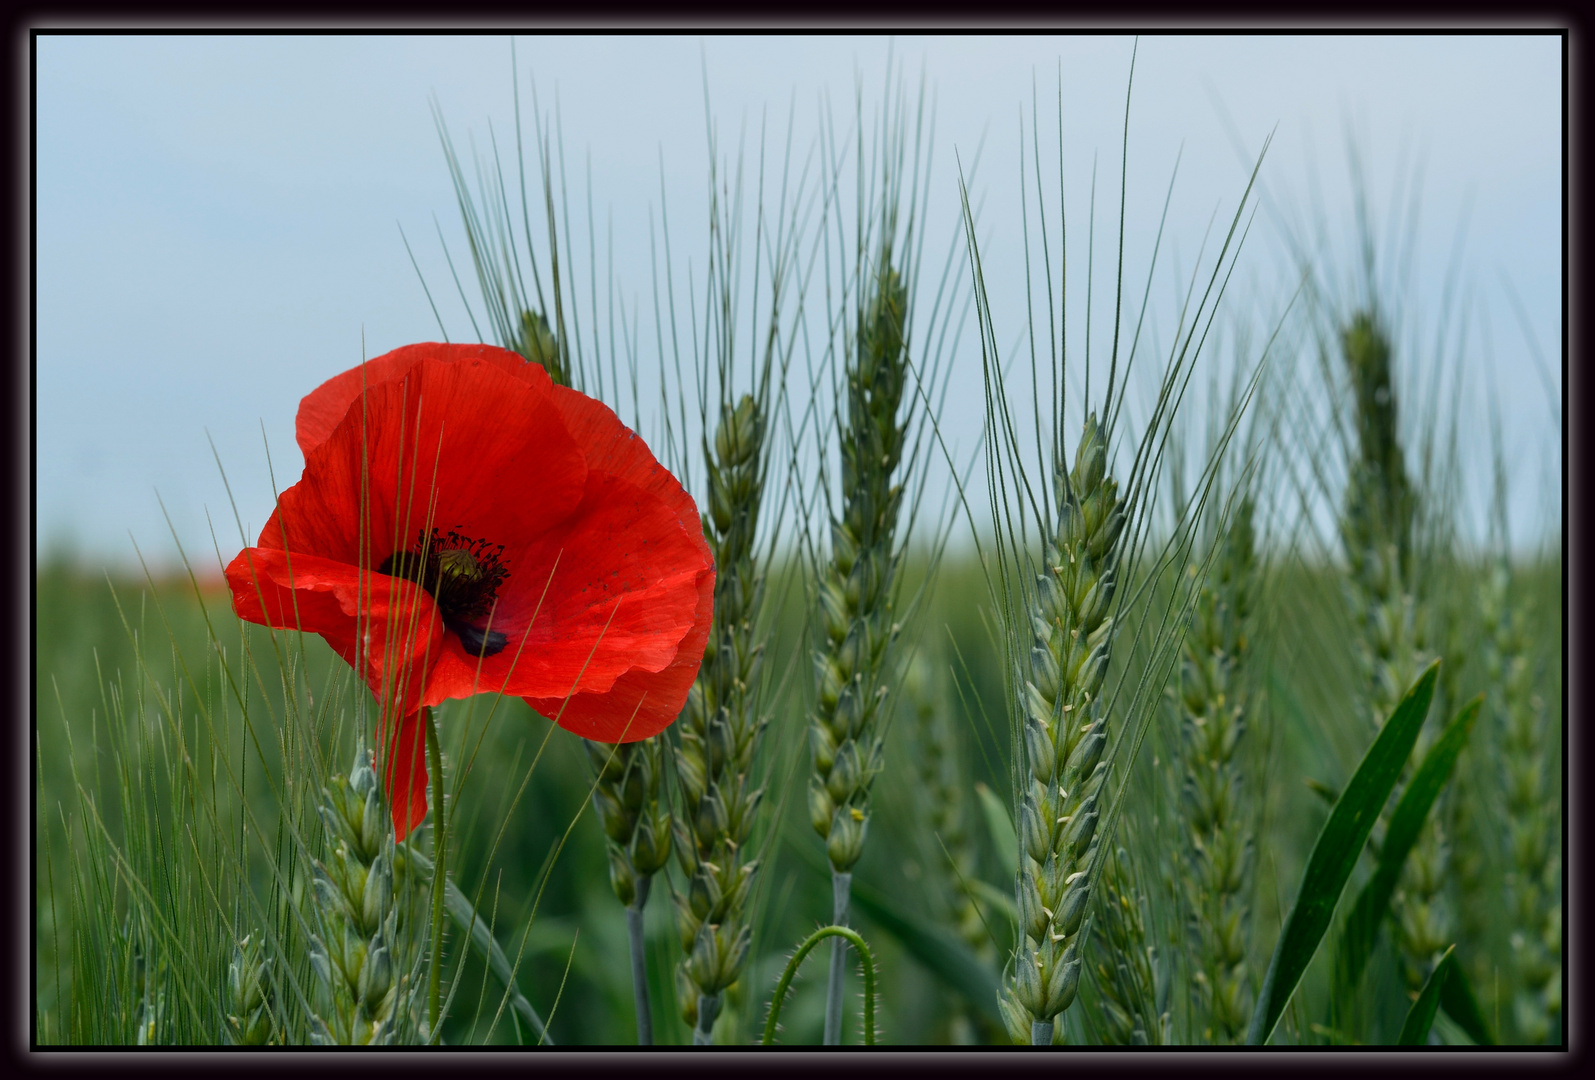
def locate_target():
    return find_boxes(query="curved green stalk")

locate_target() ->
[762,926,877,1046]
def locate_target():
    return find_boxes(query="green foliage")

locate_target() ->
[1248,661,1438,1045]
[1397,945,1456,1045]
[1338,696,1482,993]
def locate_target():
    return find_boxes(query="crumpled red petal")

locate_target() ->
[518,384,716,741]
[224,546,444,717]
[377,708,429,842]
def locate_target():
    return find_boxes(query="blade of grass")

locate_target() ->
[1246,659,1439,1046]
[1397,944,1456,1045]
[1338,694,1484,991]
[1437,957,1494,1047]
[973,782,1018,879]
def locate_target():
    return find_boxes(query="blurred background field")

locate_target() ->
[33,540,1561,1044]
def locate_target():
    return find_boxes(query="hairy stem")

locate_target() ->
[763,925,876,1046]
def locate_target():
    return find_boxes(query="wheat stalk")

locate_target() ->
[810,255,912,1044]
[584,736,672,1044]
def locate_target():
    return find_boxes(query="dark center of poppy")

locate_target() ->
[379,529,511,658]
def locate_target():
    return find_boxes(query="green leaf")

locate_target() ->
[847,874,1005,1027]
[1338,694,1483,990]
[1398,945,1457,1045]
[1246,660,1439,1046]
[974,782,1018,878]
[1437,959,1495,1046]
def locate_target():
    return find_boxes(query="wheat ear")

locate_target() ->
[673,395,772,1044]
[998,413,1125,1046]
[304,741,420,1045]
[810,259,911,1043]
[1178,494,1259,1043]
[1482,561,1561,1043]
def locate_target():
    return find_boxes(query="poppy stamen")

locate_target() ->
[380,528,511,657]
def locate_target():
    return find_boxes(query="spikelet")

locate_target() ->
[999,413,1125,1045]
[1090,845,1165,1045]
[1178,495,1258,1043]
[513,308,567,385]
[222,933,278,1045]
[674,394,770,1042]
[586,738,672,913]
[304,742,419,1045]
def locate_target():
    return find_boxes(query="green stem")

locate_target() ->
[424,707,446,1042]
[763,925,875,1046]
[627,875,653,1045]
[823,870,851,1044]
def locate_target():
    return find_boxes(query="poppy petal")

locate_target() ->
[224,546,444,716]
[295,342,537,457]
[421,470,706,703]
[549,385,703,536]
[269,355,590,575]
[377,708,429,842]
[524,558,715,741]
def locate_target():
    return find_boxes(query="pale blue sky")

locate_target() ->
[34,34,1562,570]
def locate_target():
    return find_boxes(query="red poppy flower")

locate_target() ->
[225,343,714,840]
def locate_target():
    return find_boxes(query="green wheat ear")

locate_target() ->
[304,742,420,1045]
[514,308,567,385]
[1090,842,1166,1045]
[583,734,672,1043]
[1000,413,1125,1046]
[223,933,278,1046]
[1336,309,1452,997]
[1178,494,1259,1044]
[674,393,770,1045]
[1482,561,1561,1043]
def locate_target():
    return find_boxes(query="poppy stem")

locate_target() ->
[424,707,446,1042]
